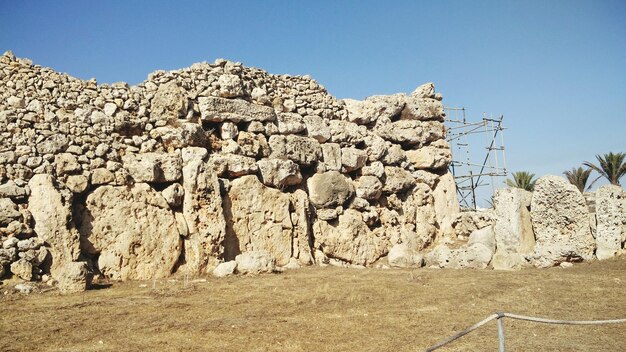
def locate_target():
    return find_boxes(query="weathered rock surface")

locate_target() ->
[235,251,275,274]
[529,175,595,267]
[307,171,354,208]
[492,188,535,270]
[77,183,182,280]
[595,185,626,260]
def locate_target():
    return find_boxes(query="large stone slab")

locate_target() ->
[198,96,276,123]
[224,175,293,266]
[77,183,182,280]
[28,175,81,278]
[529,175,595,267]
[181,147,227,274]
[595,185,625,260]
[307,171,354,208]
[492,188,535,270]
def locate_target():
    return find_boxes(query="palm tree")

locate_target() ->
[583,152,626,186]
[506,171,537,192]
[563,167,593,192]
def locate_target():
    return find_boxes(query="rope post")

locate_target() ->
[496,312,506,352]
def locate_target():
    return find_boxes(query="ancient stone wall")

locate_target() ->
[0,51,458,291]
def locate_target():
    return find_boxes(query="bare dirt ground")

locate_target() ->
[1,257,625,352]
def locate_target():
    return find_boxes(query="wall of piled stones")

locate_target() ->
[0,51,460,291]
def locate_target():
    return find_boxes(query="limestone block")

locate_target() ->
[212,261,237,278]
[341,147,367,172]
[529,175,595,267]
[432,171,460,235]
[77,183,182,280]
[375,120,445,147]
[277,112,306,134]
[405,140,451,170]
[151,81,188,122]
[0,181,28,199]
[387,244,424,268]
[235,251,275,274]
[354,176,383,200]
[380,144,406,166]
[268,135,322,167]
[237,131,269,158]
[91,168,115,185]
[0,198,22,226]
[321,143,342,171]
[313,209,387,266]
[307,171,354,208]
[162,183,185,208]
[303,115,330,143]
[57,261,92,294]
[65,175,89,193]
[257,159,303,188]
[221,122,238,140]
[217,74,244,98]
[595,185,626,260]
[410,82,435,99]
[224,175,293,266]
[492,188,535,270]
[122,152,182,183]
[210,153,258,178]
[382,166,415,194]
[343,94,404,125]
[54,153,81,175]
[198,96,276,123]
[401,97,445,121]
[10,258,32,280]
[28,174,81,278]
[362,161,385,179]
[150,123,208,149]
[181,147,226,274]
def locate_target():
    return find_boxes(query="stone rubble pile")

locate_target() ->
[0,51,624,293]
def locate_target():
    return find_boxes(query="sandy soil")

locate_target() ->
[1,257,625,352]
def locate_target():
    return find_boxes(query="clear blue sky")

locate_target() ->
[1,0,624,198]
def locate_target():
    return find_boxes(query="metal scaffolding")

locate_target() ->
[445,107,507,209]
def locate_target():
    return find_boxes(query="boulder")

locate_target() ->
[303,115,330,143]
[492,188,535,270]
[277,112,306,134]
[343,95,404,125]
[354,176,383,200]
[0,181,27,199]
[210,153,258,178]
[65,175,89,193]
[151,81,188,122]
[290,189,314,265]
[0,198,22,227]
[91,168,115,185]
[150,123,209,149]
[375,120,445,147]
[57,261,92,294]
[410,83,436,99]
[198,96,276,123]
[405,140,451,169]
[529,175,595,267]
[313,209,387,266]
[341,147,367,172]
[77,183,182,280]
[387,244,424,268]
[235,251,275,274]
[28,175,81,277]
[220,122,238,140]
[55,153,81,175]
[237,132,269,158]
[212,261,237,278]
[382,166,415,194]
[181,147,226,274]
[162,183,185,208]
[595,185,626,260]
[321,143,342,171]
[122,152,182,183]
[307,171,354,208]
[400,97,445,121]
[257,159,303,188]
[217,74,244,98]
[224,176,294,266]
[10,258,32,280]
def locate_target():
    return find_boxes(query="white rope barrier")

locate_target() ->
[424,312,626,352]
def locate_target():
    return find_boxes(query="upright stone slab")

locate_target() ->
[181,147,227,274]
[433,171,460,236]
[492,188,535,270]
[595,185,626,260]
[28,175,81,278]
[224,175,293,266]
[77,183,182,280]
[529,175,595,267]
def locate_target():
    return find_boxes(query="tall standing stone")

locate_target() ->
[595,185,625,260]
[492,188,535,270]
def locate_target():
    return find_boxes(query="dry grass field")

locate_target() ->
[1,257,625,352]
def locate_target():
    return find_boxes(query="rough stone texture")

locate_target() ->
[257,159,303,188]
[181,147,226,274]
[595,185,626,260]
[492,188,535,270]
[28,174,81,278]
[199,96,276,123]
[313,209,387,266]
[235,251,275,274]
[529,175,596,267]
[77,183,182,280]
[433,171,461,236]
[224,175,293,266]
[151,81,188,122]
[268,135,322,166]
[387,244,424,268]
[57,261,92,293]
[307,171,354,208]
[212,261,237,278]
